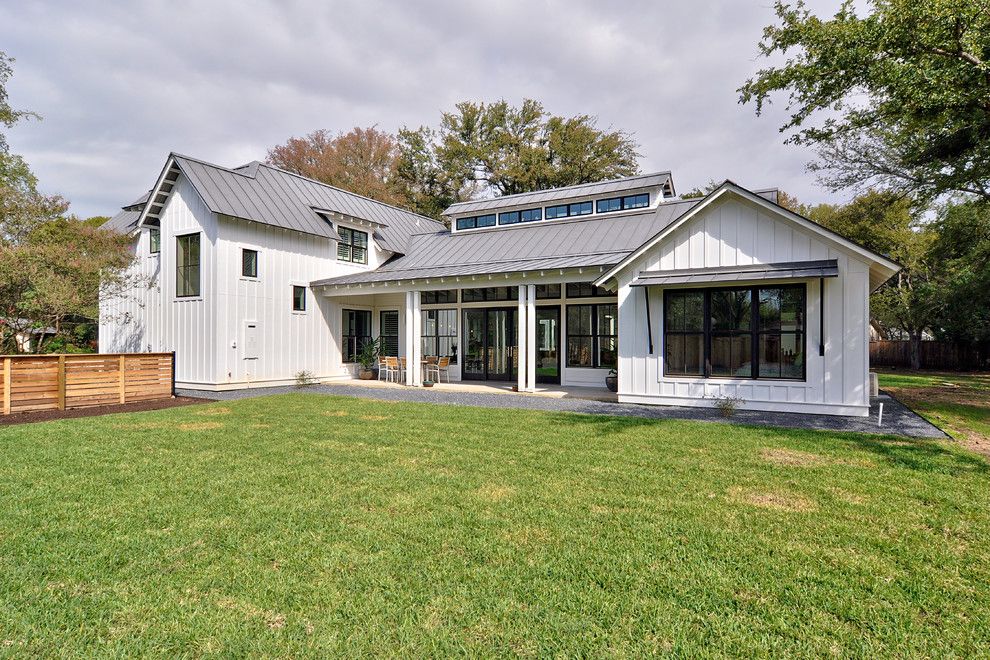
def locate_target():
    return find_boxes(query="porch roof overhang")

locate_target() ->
[629,259,839,287]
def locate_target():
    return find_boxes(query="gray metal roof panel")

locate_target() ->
[102,209,141,233]
[443,172,672,215]
[166,154,443,248]
[312,198,700,286]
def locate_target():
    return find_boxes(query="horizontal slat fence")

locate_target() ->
[1,353,174,415]
[870,341,990,370]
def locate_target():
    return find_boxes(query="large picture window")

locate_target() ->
[337,227,368,264]
[566,303,617,368]
[663,285,806,380]
[422,309,458,364]
[175,233,200,297]
[342,309,372,363]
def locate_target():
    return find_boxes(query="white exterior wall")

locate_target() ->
[617,197,871,416]
[100,175,219,385]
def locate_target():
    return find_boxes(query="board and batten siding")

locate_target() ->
[616,196,871,416]
[100,175,219,386]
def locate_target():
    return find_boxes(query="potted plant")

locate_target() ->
[356,338,380,380]
[605,368,618,392]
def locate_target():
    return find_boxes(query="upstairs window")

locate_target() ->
[338,227,368,264]
[292,285,307,312]
[455,214,497,230]
[149,228,160,254]
[546,201,593,220]
[175,233,200,298]
[596,193,650,214]
[241,249,258,278]
[498,208,542,225]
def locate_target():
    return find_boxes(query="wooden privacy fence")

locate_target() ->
[870,340,990,370]
[1,353,174,415]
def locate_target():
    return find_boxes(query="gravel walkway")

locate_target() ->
[177,383,946,439]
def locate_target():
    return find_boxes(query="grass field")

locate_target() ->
[1,393,989,656]
[878,370,990,455]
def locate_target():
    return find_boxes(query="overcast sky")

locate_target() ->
[1,0,845,218]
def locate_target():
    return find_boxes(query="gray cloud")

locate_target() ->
[1,0,844,217]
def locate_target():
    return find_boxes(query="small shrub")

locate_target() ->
[705,393,744,418]
[294,370,317,388]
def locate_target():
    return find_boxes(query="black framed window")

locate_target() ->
[596,193,650,214]
[663,285,806,380]
[380,310,399,357]
[292,285,307,312]
[664,291,705,376]
[535,283,561,299]
[455,214,496,230]
[337,227,368,264]
[242,249,258,278]
[421,289,458,305]
[546,201,593,220]
[175,233,200,297]
[149,228,160,254]
[566,303,617,368]
[342,309,372,362]
[422,308,458,364]
[462,286,518,302]
[565,282,613,298]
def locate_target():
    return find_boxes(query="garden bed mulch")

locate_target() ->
[0,396,212,427]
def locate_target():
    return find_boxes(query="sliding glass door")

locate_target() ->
[462,308,517,381]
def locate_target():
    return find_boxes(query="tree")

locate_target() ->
[267,126,410,208]
[397,99,640,219]
[740,0,990,203]
[927,199,990,346]
[0,50,136,353]
[808,191,938,368]
[681,179,804,213]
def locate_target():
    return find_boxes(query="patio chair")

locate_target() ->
[377,357,389,381]
[398,357,407,383]
[425,356,451,383]
[381,356,399,383]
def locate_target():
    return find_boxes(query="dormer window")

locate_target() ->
[498,208,542,225]
[545,201,593,220]
[456,214,496,230]
[596,193,650,214]
[338,227,368,264]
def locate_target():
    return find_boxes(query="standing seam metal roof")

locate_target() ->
[312,198,700,286]
[163,154,443,252]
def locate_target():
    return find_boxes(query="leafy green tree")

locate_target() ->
[0,50,136,353]
[740,0,990,202]
[927,200,990,346]
[397,99,640,219]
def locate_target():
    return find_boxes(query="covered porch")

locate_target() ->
[314,273,619,391]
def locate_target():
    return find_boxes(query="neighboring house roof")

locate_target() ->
[442,172,674,216]
[312,198,700,287]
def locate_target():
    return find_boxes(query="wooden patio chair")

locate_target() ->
[425,356,451,383]
[381,356,399,383]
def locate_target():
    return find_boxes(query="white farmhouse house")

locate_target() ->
[101,153,899,416]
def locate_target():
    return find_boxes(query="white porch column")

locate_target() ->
[517,286,527,392]
[526,284,537,392]
[405,291,423,386]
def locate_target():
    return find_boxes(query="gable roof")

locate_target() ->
[132,153,444,253]
[443,172,675,216]
[312,198,700,287]
[594,180,902,291]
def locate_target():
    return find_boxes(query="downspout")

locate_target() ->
[819,277,825,357]
[644,286,654,354]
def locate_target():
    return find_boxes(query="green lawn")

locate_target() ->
[1,394,989,656]
[878,370,990,452]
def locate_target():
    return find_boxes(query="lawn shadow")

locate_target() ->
[538,410,674,436]
[759,424,989,476]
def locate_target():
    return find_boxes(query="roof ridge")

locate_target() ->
[375,249,632,273]
[444,170,672,209]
